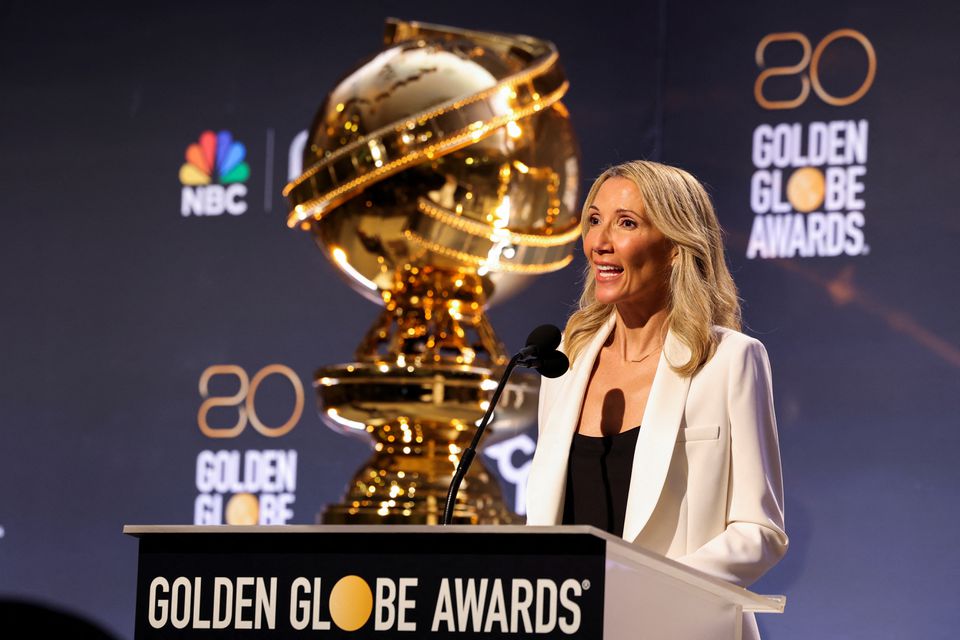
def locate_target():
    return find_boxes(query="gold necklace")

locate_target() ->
[626,343,662,364]
[617,328,664,364]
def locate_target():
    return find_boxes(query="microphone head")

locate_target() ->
[525,324,562,352]
[537,351,570,378]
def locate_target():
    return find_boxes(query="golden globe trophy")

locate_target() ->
[285,19,580,524]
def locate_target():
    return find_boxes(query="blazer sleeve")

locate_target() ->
[674,339,789,587]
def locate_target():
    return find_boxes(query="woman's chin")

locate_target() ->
[594,292,623,306]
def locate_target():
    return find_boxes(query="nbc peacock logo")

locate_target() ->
[179,130,250,217]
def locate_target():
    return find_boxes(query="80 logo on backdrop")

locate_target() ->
[197,364,304,438]
[755,29,877,110]
[193,364,305,525]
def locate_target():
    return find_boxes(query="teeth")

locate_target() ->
[597,265,622,272]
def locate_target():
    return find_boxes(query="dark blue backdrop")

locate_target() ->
[1,1,958,638]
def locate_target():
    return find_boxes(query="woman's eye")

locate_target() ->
[620,218,637,229]
[588,215,600,225]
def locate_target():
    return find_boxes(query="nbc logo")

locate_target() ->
[179,130,250,217]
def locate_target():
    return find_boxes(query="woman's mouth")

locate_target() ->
[595,263,624,282]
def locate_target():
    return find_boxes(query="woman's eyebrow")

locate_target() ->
[588,206,639,215]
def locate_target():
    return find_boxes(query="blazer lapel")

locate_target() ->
[621,328,692,542]
[527,313,616,524]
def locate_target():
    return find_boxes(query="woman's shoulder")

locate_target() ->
[709,326,769,363]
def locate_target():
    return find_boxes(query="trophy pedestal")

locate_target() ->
[315,360,535,526]
[320,449,518,525]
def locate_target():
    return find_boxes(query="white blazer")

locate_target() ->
[526,314,788,638]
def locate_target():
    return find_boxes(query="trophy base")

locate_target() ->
[320,504,521,526]
[314,359,536,527]
[317,450,521,525]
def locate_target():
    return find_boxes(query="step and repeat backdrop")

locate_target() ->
[2,1,957,638]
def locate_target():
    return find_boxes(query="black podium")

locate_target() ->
[124,525,784,639]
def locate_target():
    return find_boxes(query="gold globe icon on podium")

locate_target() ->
[285,19,580,524]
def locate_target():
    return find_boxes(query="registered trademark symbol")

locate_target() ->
[581,579,590,590]
[0,525,5,539]
[861,244,870,255]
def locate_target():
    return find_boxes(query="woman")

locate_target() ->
[525,160,788,639]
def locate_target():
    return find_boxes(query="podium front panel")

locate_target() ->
[133,529,606,638]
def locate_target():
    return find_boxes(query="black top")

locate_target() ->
[561,427,640,537]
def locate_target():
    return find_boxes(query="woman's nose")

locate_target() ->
[592,224,613,253]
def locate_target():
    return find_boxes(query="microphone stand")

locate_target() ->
[441,352,528,526]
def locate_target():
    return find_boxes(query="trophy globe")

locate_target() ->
[285,19,580,524]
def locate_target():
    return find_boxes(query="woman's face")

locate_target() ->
[583,177,675,312]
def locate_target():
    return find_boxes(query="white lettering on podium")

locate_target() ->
[235,577,254,629]
[559,579,583,634]
[148,577,168,628]
[192,578,211,629]
[510,578,534,633]
[212,577,233,628]
[375,578,396,630]
[398,578,417,631]
[289,577,331,630]
[535,579,557,633]
[430,577,582,634]
[145,573,583,633]
[432,579,455,631]
[483,579,508,633]
[147,576,276,630]
[375,577,418,631]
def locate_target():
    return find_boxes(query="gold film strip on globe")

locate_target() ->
[284,21,569,227]
[404,231,575,274]
[410,197,580,272]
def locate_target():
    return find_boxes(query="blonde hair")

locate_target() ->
[563,160,741,377]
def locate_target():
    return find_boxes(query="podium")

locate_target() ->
[124,525,784,639]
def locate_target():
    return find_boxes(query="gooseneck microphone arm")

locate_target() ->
[441,352,522,526]
[441,324,568,526]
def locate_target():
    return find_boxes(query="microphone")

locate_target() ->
[441,324,569,525]
[537,350,569,378]
[516,324,567,376]
[519,324,562,357]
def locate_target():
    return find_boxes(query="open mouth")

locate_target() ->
[595,264,624,280]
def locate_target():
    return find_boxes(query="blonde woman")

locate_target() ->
[525,161,788,640]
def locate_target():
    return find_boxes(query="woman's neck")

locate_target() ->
[613,304,670,362]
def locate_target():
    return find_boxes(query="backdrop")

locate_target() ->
[2,1,958,638]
